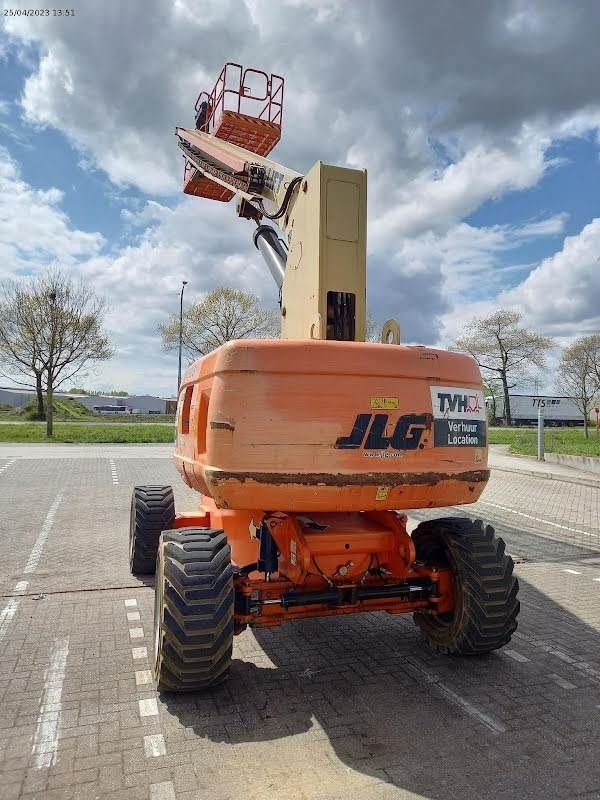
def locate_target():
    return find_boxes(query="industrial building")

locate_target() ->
[0,386,176,415]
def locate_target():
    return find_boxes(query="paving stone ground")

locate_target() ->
[0,446,599,800]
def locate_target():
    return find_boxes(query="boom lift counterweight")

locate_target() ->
[129,63,519,692]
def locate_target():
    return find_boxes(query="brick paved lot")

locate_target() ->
[0,446,599,800]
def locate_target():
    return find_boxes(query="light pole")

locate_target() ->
[177,280,188,394]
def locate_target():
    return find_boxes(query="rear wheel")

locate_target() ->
[154,527,234,692]
[129,486,175,575]
[412,517,519,655]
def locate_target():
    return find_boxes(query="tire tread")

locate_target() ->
[154,527,234,692]
[129,485,175,575]
[412,517,519,655]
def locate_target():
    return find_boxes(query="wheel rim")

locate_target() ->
[416,535,462,633]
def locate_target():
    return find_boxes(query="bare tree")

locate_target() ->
[159,286,279,358]
[557,334,600,439]
[453,309,553,425]
[0,271,113,437]
[42,273,113,436]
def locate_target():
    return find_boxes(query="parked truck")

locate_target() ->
[489,394,583,426]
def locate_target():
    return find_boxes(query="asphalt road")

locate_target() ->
[0,445,599,800]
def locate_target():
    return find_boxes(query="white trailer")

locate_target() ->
[490,394,583,426]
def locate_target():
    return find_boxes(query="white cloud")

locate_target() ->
[75,197,278,395]
[6,0,600,201]
[0,146,104,275]
[370,132,550,247]
[501,219,600,334]
[437,217,600,350]
[3,0,600,391]
[371,212,569,345]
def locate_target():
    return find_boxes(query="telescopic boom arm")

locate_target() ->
[177,125,368,343]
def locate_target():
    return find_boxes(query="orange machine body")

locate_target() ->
[174,338,488,513]
[172,339,487,628]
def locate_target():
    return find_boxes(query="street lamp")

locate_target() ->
[177,281,188,394]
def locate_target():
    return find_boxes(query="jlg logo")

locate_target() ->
[335,414,428,451]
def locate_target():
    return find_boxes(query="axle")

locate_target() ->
[233,568,453,628]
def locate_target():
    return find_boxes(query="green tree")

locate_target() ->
[159,286,278,358]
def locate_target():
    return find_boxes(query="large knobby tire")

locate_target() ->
[129,486,175,575]
[153,527,234,692]
[412,517,519,655]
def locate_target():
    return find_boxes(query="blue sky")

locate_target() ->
[1,46,160,249]
[467,134,600,276]
[1,1,600,397]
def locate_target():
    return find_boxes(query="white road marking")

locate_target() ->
[515,632,600,681]
[593,577,600,583]
[479,500,598,538]
[150,781,176,800]
[24,494,63,574]
[135,670,153,686]
[546,648,574,664]
[143,734,166,758]
[139,698,159,717]
[0,458,16,475]
[435,682,506,734]
[563,569,582,575]
[122,601,165,767]
[549,673,576,690]
[504,649,530,663]
[109,458,119,485]
[32,637,69,768]
[0,581,29,643]
[0,597,21,642]
[409,663,506,734]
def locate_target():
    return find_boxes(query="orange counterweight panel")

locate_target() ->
[174,339,489,513]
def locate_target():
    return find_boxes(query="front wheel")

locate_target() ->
[412,517,519,655]
[154,527,234,692]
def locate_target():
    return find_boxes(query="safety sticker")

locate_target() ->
[370,397,399,410]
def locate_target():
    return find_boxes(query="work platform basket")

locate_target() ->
[183,63,284,202]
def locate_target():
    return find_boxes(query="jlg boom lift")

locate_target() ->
[128,63,519,691]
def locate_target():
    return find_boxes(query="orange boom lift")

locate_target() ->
[128,64,519,691]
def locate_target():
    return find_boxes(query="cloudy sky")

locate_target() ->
[1,0,599,397]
